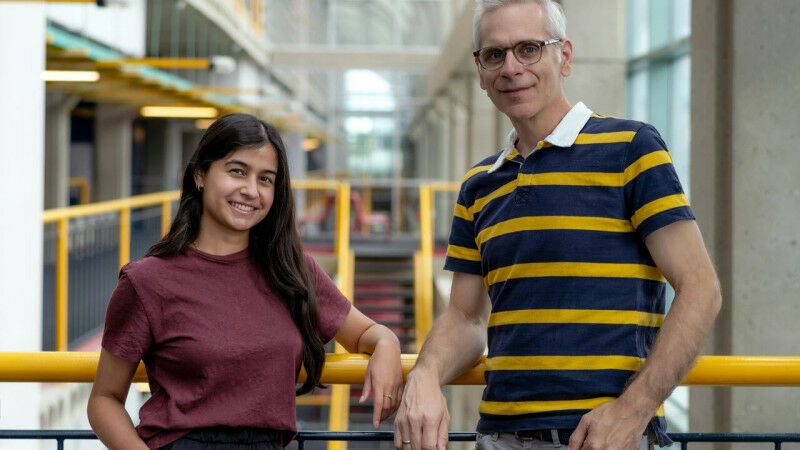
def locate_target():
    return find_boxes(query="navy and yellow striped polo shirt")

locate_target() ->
[444,106,694,446]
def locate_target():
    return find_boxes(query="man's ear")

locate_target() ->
[559,39,574,77]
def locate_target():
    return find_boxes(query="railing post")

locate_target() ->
[119,207,130,268]
[329,183,352,450]
[160,200,172,237]
[416,184,434,351]
[56,218,69,352]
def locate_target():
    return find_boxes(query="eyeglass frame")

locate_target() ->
[472,38,563,71]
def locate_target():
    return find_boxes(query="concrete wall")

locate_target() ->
[561,0,626,117]
[689,0,800,444]
[0,4,45,448]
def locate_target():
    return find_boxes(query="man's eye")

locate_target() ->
[486,49,504,61]
[521,45,538,55]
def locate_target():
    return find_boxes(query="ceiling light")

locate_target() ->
[41,70,100,82]
[140,106,218,118]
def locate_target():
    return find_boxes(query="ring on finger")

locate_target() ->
[383,394,393,399]
[402,440,411,445]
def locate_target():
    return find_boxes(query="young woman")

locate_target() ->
[87,114,403,449]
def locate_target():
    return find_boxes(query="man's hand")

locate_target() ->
[568,398,652,450]
[393,367,450,450]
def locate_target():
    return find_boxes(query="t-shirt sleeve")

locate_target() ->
[306,254,352,343]
[443,180,482,275]
[624,124,695,239]
[101,271,153,363]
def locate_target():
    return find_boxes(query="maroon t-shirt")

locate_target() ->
[101,247,351,448]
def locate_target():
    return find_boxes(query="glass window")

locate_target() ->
[627,0,649,57]
[626,0,692,438]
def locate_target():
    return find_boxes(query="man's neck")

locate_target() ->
[511,96,572,158]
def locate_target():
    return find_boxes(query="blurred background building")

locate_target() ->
[0,0,798,449]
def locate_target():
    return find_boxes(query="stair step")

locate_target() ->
[353,289,414,299]
[354,273,414,283]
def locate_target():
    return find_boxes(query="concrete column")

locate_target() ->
[435,97,452,182]
[446,77,470,182]
[95,105,135,201]
[44,93,80,208]
[0,3,45,445]
[467,79,501,164]
[561,0,626,116]
[143,120,184,192]
[690,0,800,442]
[161,121,184,191]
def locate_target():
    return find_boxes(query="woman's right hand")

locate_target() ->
[87,350,150,450]
[360,335,404,427]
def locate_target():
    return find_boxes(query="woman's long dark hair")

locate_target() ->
[147,113,325,395]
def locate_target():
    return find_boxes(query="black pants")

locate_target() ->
[160,427,283,449]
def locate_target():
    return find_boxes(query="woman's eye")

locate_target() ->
[261,176,274,184]
[230,168,244,175]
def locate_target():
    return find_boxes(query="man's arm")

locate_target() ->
[569,219,721,450]
[394,271,491,450]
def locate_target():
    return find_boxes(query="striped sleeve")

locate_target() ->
[443,180,482,275]
[624,124,695,239]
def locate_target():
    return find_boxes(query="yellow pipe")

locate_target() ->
[56,219,69,352]
[416,185,434,349]
[95,58,211,70]
[43,191,180,223]
[43,181,341,223]
[329,186,352,450]
[67,177,90,205]
[292,179,342,191]
[119,207,130,268]
[160,201,172,237]
[3,353,800,386]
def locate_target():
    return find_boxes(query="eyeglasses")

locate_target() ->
[473,38,562,71]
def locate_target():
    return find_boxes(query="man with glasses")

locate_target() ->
[394,1,721,449]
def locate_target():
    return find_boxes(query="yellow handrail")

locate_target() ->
[415,182,460,351]
[329,182,353,450]
[2,353,800,386]
[67,177,90,205]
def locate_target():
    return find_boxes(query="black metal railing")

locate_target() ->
[2,430,799,450]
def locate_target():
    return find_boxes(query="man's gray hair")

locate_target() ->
[473,0,567,50]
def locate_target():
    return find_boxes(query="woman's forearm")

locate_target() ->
[356,323,400,354]
[88,394,149,450]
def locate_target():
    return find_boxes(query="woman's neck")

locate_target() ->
[193,217,249,256]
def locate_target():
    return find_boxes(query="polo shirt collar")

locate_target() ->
[488,101,593,173]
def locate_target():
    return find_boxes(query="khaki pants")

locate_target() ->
[474,431,653,450]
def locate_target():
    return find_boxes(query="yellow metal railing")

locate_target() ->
[67,177,90,205]
[2,353,800,386]
[414,182,460,351]
[43,190,180,352]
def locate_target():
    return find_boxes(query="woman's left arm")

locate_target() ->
[334,306,403,428]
